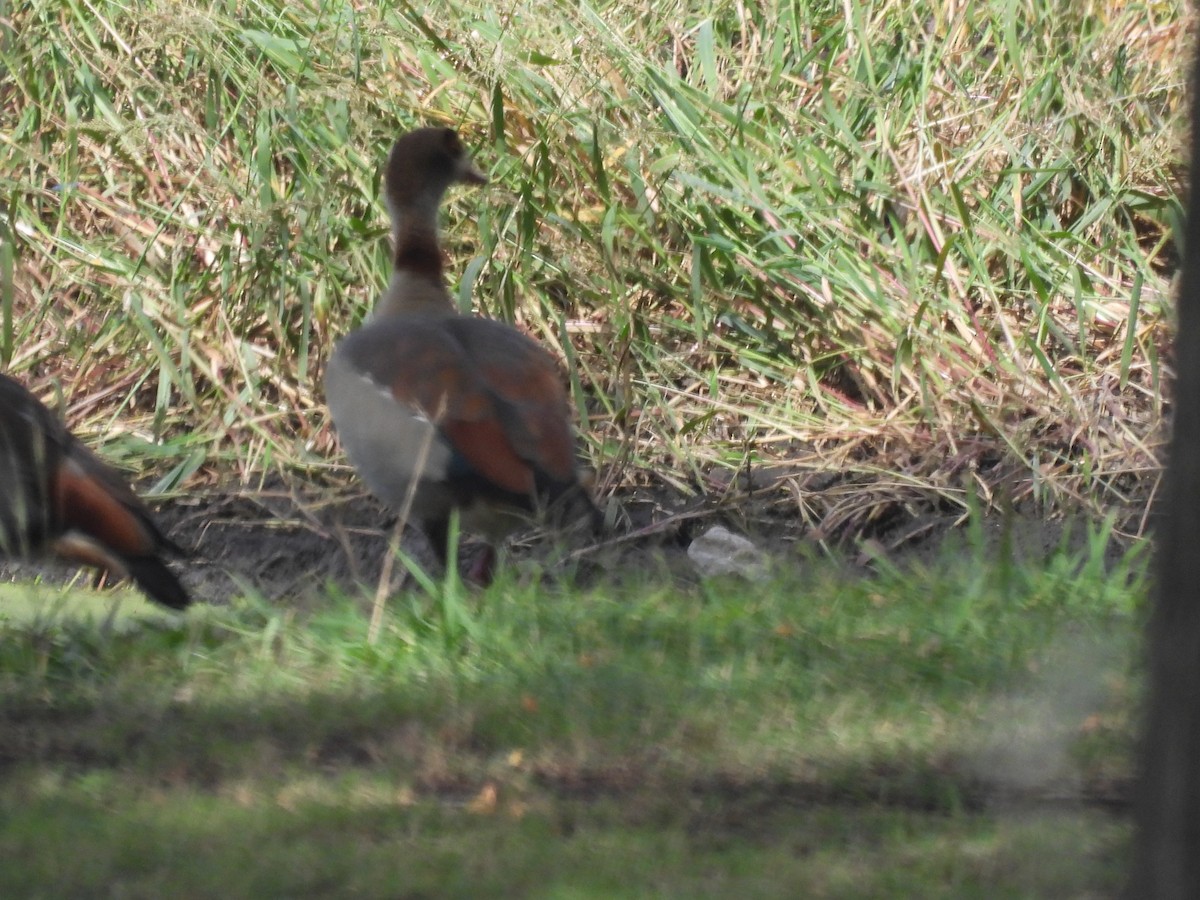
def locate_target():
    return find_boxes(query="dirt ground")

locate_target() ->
[0,467,1151,606]
[148,480,733,604]
[99,478,1160,605]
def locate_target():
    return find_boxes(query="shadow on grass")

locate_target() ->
[0,539,1143,897]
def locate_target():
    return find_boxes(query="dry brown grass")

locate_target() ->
[0,0,1185,545]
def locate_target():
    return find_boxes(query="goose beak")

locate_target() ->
[458,157,488,186]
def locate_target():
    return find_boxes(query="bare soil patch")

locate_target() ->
[2,471,1147,605]
[155,480,1147,605]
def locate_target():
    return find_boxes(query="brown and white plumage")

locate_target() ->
[325,127,598,582]
[0,373,191,609]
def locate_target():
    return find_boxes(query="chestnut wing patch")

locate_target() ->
[444,319,580,485]
[52,456,158,559]
[341,316,579,500]
[349,323,537,498]
[438,419,536,497]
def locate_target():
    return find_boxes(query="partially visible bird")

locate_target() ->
[325,126,599,584]
[0,373,191,609]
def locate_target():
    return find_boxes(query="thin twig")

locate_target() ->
[368,398,444,644]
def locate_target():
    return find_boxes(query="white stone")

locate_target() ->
[687,526,771,580]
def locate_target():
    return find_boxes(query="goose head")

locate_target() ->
[384,126,487,225]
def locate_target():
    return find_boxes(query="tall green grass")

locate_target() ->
[0,0,1182,528]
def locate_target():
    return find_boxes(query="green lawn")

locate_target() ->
[0,528,1145,897]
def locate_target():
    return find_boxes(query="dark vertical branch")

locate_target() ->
[1129,25,1200,899]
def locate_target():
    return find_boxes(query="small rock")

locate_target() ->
[687,526,771,580]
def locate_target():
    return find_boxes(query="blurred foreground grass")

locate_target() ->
[0,526,1146,896]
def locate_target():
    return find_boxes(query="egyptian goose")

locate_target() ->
[0,373,191,609]
[325,127,599,583]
